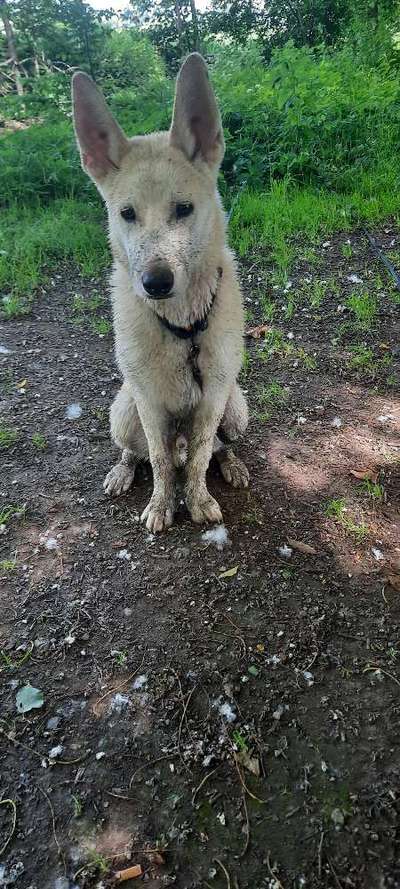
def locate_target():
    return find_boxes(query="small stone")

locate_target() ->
[331,808,344,829]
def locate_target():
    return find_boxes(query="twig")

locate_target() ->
[318,829,324,879]
[192,767,218,805]
[239,788,250,859]
[177,685,195,766]
[365,231,400,291]
[0,799,17,857]
[38,786,65,872]
[266,853,285,889]
[233,753,266,804]
[214,858,231,889]
[327,854,344,889]
[363,664,400,687]
[93,651,146,716]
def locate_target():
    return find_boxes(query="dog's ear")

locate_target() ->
[72,72,129,181]
[169,53,224,171]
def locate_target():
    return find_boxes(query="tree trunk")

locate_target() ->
[188,0,200,51]
[174,0,184,55]
[0,0,23,94]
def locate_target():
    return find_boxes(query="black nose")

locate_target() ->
[142,263,174,299]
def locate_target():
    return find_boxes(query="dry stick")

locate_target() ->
[191,767,218,806]
[363,664,400,688]
[38,786,66,873]
[239,788,250,859]
[232,752,266,804]
[214,858,231,889]
[266,853,285,889]
[93,651,146,716]
[0,799,17,858]
[0,726,88,768]
[327,855,344,889]
[177,685,196,767]
[318,830,324,880]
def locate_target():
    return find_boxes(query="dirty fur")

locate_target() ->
[72,53,249,531]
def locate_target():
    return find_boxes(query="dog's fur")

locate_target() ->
[72,53,249,532]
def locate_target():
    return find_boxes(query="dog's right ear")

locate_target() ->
[170,53,224,173]
[72,72,129,182]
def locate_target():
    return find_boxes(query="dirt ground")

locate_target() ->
[1,225,400,889]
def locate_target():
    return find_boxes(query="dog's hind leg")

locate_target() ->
[219,382,249,441]
[103,382,148,496]
[213,383,249,488]
[212,436,249,488]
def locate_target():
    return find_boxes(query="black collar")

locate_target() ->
[156,267,222,341]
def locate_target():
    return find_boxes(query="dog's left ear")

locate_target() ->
[170,53,224,172]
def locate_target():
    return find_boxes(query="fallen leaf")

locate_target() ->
[16,684,44,714]
[16,378,28,389]
[219,566,238,578]
[287,538,317,555]
[256,643,265,653]
[237,750,261,777]
[350,468,378,482]
[248,665,259,677]
[115,864,143,882]
[245,324,271,339]
[384,574,400,592]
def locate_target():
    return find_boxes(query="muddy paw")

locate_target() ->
[219,454,249,489]
[103,462,135,496]
[188,492,223,524]
[141,496,175,533]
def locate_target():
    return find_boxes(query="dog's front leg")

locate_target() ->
[185,395,226,524]
[135,399,176,533]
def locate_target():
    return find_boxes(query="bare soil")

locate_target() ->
[1,225,400,889]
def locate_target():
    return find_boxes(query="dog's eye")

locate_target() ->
[120,206,136,222]
[176,202,194,220]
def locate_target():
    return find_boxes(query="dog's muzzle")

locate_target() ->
[142,262,174,299]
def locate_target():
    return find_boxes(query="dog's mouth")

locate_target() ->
[145,290,176,301]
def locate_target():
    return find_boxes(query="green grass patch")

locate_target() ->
[31,433,48,450]
[0,199,108,306]
[0,426,18,449]
[324,497,368,542]
[346,290,377,329]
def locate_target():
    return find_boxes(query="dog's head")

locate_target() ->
[72,54,225,303]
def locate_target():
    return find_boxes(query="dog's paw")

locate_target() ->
[141,495,175,533]
[188,491,223,525]
[103,462,135,496]
[219,454,249,489]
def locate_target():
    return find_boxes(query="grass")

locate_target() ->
[257,382,289,420]
[0,504,25,525]
[0,560,17,572]
[348,344,376,372]
[346,290,377,329]
[230,167,400,259]
[0,426,18,449]
[91,318,112,336]
[357,479,384,501]
[32,432,47,450]
[0,199,108,308]
[324,497,368,542]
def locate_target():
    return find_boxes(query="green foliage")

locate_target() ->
[346,290,377,328]
[0,427,18,449]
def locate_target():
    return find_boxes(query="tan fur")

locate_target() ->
[72,53,249,532]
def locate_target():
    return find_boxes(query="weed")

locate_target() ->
[241,348,251,376]
[358,479,384,501]
[284,292,296,320]
[72,292,103,315]
[0,504,25,526]
[32,432,47,450]
[232,730,249,752]
[1,294,30,320]
[349,344,375,372]
[260,294,276,321]
[341,242,353,258]
[258,382,289,411]
[324,497,368,541]
[0,560,17,571]
[296,347,317,370]
[300,246,322,266]
[308,279,328,308]
[113,650,128,666]
[259,328,285,359]
[0,427,18,449]
[71,795,83,818]
[91,318,112,336]
[1,642,33,669]
[347,290,377,329]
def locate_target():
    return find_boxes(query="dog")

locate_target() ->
[72,52,249,532]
